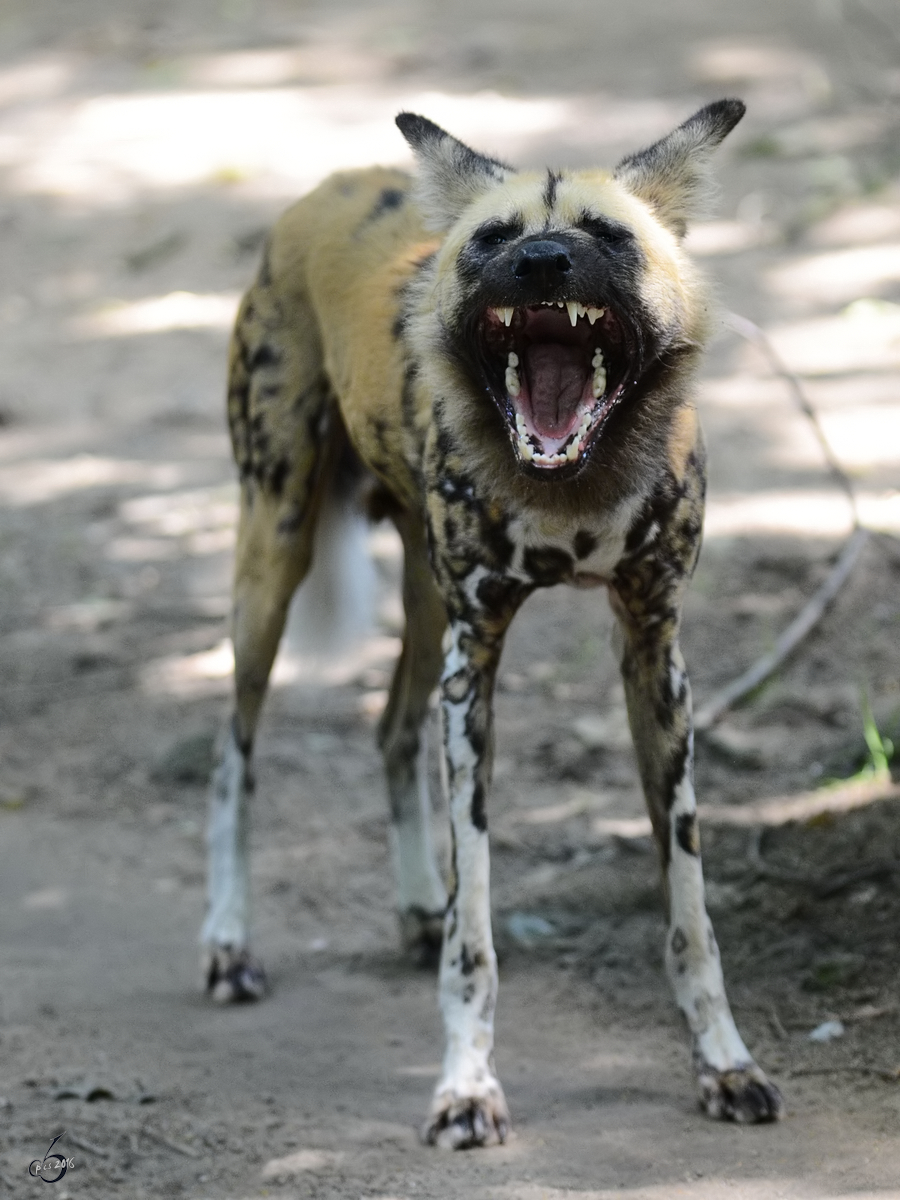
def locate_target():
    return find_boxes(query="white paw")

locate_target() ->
[201,946,267,1003]
[423,1082,510,1149]
[697,1061,784,1123]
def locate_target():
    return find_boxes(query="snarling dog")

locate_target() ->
[202,100,784,1146]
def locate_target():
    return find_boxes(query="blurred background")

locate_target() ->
[1,2,900,1198]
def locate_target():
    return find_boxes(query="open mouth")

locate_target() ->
[477,301,638,475]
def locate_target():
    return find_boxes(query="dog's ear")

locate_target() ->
[614,99,745,238]
[396,113,514,230]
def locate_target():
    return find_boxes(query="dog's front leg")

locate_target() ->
[423,609,515,1149]
[611,482,783,1123]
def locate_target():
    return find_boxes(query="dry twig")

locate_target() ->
[725,312,861,522]
[694,527,870,731]
[66,1132,111,1158]
[693,311,893,729]
[745,827,900,899]
[140,1127,201,1159]
[788,1064,896,1079]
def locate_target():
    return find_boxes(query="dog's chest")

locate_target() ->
[498,496,642,591]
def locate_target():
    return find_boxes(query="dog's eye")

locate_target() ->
[473,223,519,249]
[579,217,632,246]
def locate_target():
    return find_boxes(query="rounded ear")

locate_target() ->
[396,112,514,230]
[614,99,746,237]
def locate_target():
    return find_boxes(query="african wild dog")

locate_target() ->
[202,100,784,1146]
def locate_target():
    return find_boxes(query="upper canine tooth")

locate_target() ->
[586,307,605,325]
[502,307,514,327]
[565,301,578,327]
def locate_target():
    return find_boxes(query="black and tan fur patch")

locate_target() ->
[206,100,784,1144]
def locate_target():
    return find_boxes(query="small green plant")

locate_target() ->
[860,694,893,782]
[818,692,894,790]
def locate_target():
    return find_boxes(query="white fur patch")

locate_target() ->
[201,724,251,949]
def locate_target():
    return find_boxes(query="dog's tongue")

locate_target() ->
[525,343,584,438]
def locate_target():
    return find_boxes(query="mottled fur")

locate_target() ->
[203,100,783,1145]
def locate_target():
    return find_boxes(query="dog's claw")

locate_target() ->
[202,947,267,1003]
[697,1063,784,1123]
[423,1089,510,1149]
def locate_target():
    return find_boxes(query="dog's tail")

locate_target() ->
[282,443,380,663]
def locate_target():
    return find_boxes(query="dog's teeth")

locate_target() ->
[586,306,605,325]
[565,439,579,461]
[515,412,527,434]
[576,303,587,320]
[506,351,521,396]
[565,301,579,327]
[591,346,607,398]
[517,435,534,461]
[503,307,514,326]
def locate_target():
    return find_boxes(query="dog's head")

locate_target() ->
[397,102,744,481]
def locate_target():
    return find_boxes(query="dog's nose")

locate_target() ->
[511,240,572,283]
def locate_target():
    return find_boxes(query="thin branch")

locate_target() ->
[788,1065,899,1080]
[839,1003,899,1025]
[694,526,870,731]
[697,775,900,828]
[724,311,861,527]
[742,826,900,899]
[816,859,900,899]
[140,1127,202,1159]
[67,1132,111,1158]
[746,827,813,887]
[693,305,900,730]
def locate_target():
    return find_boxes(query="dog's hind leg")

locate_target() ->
[610,443,783,1123]
[377,509,448,964]
[202,273,339,1002]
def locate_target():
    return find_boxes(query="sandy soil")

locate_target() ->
[2,1,900,1197]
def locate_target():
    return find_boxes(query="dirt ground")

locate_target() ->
[2,1,900,1197]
